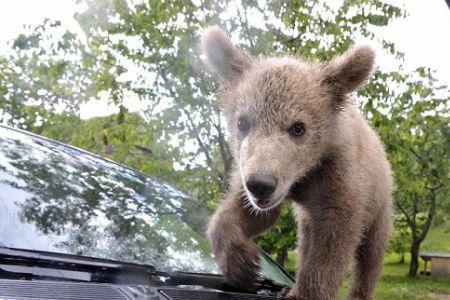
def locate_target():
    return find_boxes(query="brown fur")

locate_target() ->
[201,27,392,300]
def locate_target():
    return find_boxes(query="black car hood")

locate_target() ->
[0,279,283,300]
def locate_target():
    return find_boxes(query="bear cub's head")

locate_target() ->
[201,27,375,211]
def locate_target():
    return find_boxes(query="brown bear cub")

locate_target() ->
[201,27,392,300]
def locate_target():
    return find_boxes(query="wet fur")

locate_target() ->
[202,27,392,300]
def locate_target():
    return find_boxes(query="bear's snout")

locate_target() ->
[245,173,277,206]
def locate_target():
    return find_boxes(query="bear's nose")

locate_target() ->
[246,173,277,201]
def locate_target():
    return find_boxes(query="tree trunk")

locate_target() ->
[409,241,420,277]
[276,247,288,268]
[400,253,405,264]
[408,189,438,277]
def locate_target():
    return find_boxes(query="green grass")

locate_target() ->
[422,224,450,253]
[341,253,450,300]
[283,224,450,299]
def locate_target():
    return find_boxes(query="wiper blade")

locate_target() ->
[155,270,287,295]
[0,246,139,269]
[0,246,157,284]
[0,246,287,296]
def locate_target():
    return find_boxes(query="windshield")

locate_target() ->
[0,126,292,286]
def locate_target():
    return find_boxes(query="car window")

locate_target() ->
[0,126,293,286]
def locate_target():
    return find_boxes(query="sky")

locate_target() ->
[377,0,450,80]
[0,0,449,118]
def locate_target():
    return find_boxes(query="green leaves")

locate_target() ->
[0,19,97,130]
[41,112,176,182]
[255,203,297,268]
[364,67,449,274]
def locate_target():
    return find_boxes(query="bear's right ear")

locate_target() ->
[201,26,251,82]
[321,46,375,105]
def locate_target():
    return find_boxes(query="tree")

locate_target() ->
[361,69,450,276]
[387,214,412,263]
[40,111,177,183]
[0,19,96,130]
[255,204,296,270]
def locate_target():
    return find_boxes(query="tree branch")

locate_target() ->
[214,109,233,189]
[158,67,224,185]
[236,4,255,49]
[412,191,418,236]
[181,107,224,184]
[416,190,437,243]
[396,202,413,228]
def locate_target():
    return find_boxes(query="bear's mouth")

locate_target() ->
[247,176,308,208]
[254,196,283,210]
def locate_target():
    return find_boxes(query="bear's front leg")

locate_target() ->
[288,205,362,300]
[206,172,281,288]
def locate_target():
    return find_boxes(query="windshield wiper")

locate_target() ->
[0,246,157,284]
[0,246,287,296]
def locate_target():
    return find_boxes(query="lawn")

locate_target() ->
[340,253,450,300]
[282,224,450,300]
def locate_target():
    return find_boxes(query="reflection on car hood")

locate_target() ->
[0,126,216,274]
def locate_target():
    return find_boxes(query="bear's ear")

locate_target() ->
[321,46,375,101]
[201,26,251,82]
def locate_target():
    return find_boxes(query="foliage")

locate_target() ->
[361,68,450,276]
[0,19,96,129]
[387,214,416,263]
[255,203,297,268]
[40,112,177,183]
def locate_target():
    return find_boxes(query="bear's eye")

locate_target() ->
[289,122,305,137]
[238,118,250,133]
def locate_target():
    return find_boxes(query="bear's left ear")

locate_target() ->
[321,46,375,101]
[201,26,252,82]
